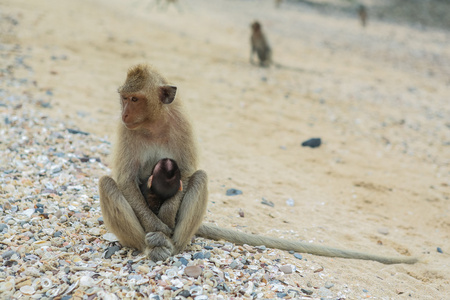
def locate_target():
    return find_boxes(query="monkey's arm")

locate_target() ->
[196,224,418,265]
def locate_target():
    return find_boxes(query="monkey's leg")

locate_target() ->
[145,192,183,261]
[99,176,146,251]
[171,170,208,254]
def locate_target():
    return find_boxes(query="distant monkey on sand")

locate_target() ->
[250,21,272,67]
[358,4,368,27]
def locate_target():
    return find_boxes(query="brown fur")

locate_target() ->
[99,64,418,264]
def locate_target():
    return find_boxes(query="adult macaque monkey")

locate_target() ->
[99,64,417,264]
[358,4,368,27]
[99,64,208,261]
[250,21,272,67]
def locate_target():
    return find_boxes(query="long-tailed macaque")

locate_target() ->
[99,64,418,264]
[250,21,272,67]
[140,158,183,228]
[358,4,368,27]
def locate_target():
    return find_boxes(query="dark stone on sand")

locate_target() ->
[226,188,242,196]
[193,252,204,260]
[67,128,90,135]
[261,198,274,207]
[301,138,321,148]
[178,290,190,297]
[104,245,121,259]
[179,257,189,266]
[294,253,303,260]
[437,247,443,253]
[301,288,313,295]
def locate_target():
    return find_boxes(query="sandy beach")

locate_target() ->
[1,0,449,298]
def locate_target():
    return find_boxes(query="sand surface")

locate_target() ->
[1,0,449,298]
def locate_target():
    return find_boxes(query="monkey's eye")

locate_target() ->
[131,97,138,102]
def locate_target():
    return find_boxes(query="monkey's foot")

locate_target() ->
[145,231,175,262]
[149,246,172,262]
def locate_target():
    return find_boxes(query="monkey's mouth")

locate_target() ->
[123,121,140,130]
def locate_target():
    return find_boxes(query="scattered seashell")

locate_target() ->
[32,240,51,248]
[103,232,119,242]
[20,285,35,295]
[185,266,202,278]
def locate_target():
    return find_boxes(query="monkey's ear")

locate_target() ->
[160,85,177,104]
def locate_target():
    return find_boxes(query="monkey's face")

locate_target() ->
[120,93,149,130]
[120,85,177,130]
[251,21,261,32]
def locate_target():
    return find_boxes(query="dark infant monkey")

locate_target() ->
[140,158,182,215]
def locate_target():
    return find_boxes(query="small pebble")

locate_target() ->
[229,260,239,269]
[325,281,334,289]
[226,188,242,196]
[437,247,443,253]
[294,253,303,260]
[179,257,189,266]
[193,252,204,260]
[178,290,190,297]
[301,288,313,295]
[261,198,274,207]
[2,250,17,260]
[279,265,293,274]
[0,223,8,232]
[184,266,202,278]
[67,128,90,135]
[238,208,244,217]
[301,138,321,148]
[204,246,213,250]
[104,245,121,259]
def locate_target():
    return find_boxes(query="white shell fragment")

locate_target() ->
[20,285,36,295]
[103,232,119,242]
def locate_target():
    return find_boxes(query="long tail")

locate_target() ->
[196,224,418,265]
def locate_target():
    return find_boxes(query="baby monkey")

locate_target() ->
[140,158,182,215]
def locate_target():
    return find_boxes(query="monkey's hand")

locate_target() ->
[146,232,174,262]
[152,222,173,237]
